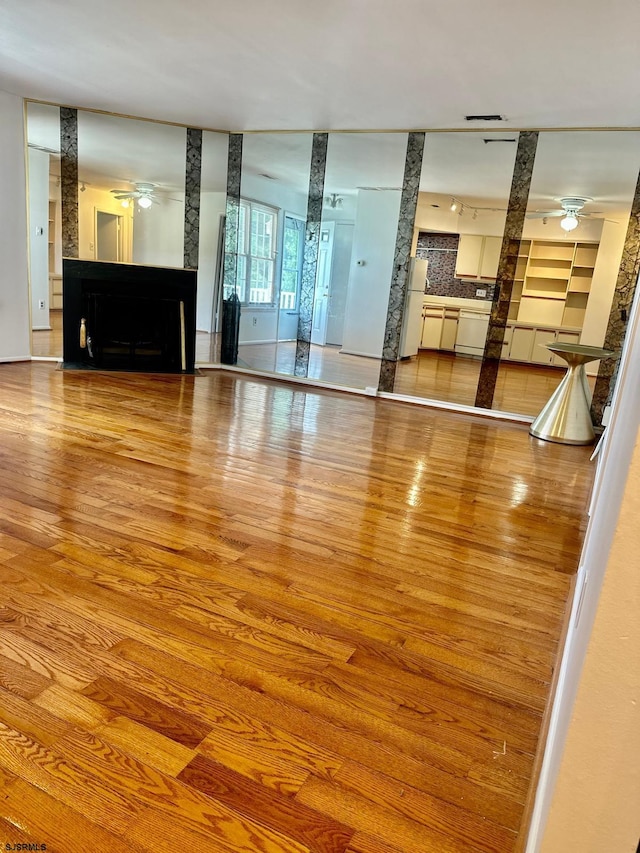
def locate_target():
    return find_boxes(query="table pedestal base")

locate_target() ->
[530,363,594,445]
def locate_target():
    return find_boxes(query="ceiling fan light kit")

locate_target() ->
[110,181,159,208]
[527,196,601,232]
[560,213,579,232]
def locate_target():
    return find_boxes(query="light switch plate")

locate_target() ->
[476,288,487,297]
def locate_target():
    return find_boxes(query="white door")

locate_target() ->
[311,222,334,346]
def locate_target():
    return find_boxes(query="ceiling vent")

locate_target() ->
[465,114,505,122]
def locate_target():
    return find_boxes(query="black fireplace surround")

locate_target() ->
[62,260,197,373]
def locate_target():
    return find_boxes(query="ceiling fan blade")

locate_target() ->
[526,210,564,219]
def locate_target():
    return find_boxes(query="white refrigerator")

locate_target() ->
[400,258,428,358]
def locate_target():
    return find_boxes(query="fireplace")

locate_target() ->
[62,260,197,373]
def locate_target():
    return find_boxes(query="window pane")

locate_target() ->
[238,204,247,253]
[250,208,275,258]
[249,257,273,304]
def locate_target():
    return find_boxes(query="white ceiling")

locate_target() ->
[3,0,640,132]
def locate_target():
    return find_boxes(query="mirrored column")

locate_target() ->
[392,131,518,407]
[234,133,313,377]
[494,130,640,418]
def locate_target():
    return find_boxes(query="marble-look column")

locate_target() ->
[475,131,539,409]
[184,128,202,270]
[591,170,640,424]
[60,107,79,259]
[294,133,328,377]
[222,134,243,291]
[378,132,425,392]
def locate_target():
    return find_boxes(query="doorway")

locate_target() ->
[311,222,335,346]
[96,211,123,262]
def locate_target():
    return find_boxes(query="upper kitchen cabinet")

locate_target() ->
[454,235,483,278]
[455,235,501,280]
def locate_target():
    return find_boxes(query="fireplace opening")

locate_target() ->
[63,260,197,373]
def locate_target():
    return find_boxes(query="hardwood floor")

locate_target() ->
[32,315,571,417]
[0,363,593,853]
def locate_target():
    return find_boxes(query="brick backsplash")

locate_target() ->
[416,232,496,301]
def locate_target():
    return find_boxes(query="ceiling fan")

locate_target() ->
[526,197,605,232]
[110,182,160,208]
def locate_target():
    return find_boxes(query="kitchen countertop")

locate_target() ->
[423,295,492,312]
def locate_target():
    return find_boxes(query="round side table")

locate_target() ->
[529,343,615,445]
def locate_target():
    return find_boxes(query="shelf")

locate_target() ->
[522,277,568,299]
[518,296,565,327]
[569,276,592,294]
[574,244,598,266]
[562,306,586,327]
[529,241,575,262]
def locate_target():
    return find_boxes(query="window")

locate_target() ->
[225,200,277,306]
[280,215,304,310]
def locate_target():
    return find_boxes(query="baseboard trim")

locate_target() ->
[196,362,534,423]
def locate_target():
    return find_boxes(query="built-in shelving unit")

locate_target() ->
[48,200,56,272]
[508,238,598,331]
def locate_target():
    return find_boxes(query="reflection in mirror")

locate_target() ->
[310,132,408,389]
[393,132,518,406]
[233,133,312,376]
[76,111,186,269]
[27,102,62,357]
[195,131,229,365]
[494,131,640,416]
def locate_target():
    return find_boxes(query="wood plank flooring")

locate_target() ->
[0,362,593,852]
[32,312,571,417]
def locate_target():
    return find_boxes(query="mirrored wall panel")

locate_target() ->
[309,132,408,389]
[492,130,640,416]
[27,102,62,357]
[232,133,313,376]
[392,131,518,406]
[195,130,229,365]
[76,111,187,269]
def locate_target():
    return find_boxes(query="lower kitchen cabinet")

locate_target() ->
[440,311,459,351]
[531,329,558,365]
[421,309,444,349]
[503,326,580,364]
[509,327,535,362]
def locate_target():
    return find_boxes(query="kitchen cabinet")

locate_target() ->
[440,310,459,351]
[509,327,535,362]
[455,235,484,279]
[531,329,557,365]
[421,307,444,349]
[503,325,580,364]
[455,235,501,280]
[479,236,501,278]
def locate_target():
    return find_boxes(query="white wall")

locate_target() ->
[28,147,50,330]
[326,221,354,346]
[0,90,30,362]
[341,190,401,358]
[132,195,185,268]
[197,191,226,332]
[581,218,626,347]
[527,277,640,853]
